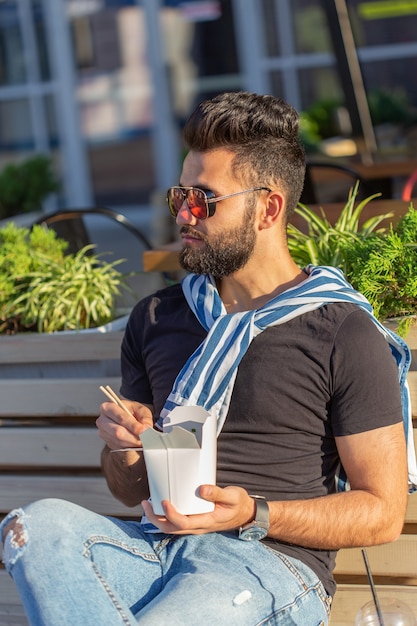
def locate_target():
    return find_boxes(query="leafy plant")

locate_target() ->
[0,223,128,334]
[343,206,417,335]
[0,155,59,219]
[301,97,344,141]
[299,89,417,152]
[288,184,417,334]
[287,182,392,269]
[367,88,414,126]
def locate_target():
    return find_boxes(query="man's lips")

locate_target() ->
[181,229,205,245]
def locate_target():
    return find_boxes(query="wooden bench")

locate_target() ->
[1,329,417,625]
[0,330,142,626]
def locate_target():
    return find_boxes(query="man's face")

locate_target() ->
[177,149,258,278]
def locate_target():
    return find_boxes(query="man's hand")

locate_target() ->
[96,399,154,450]
[97,399,154,506]
[141,485,256,535]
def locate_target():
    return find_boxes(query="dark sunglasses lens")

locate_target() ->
[187,188,208,219]
[167,187,209,219]
[167,188,183,216]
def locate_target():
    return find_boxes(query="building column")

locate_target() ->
[43,0,93,207]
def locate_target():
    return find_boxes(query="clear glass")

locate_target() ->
[298,66,343,112]
[292,0,332,54]
[355,597,416,626]
[71,1,240,205]
[44,94,58,150]
[0,1,26,85]
[261,0,280,57]
[261,0,331,57]
[361,58,417,129]
[0,98,32,153]
[269,71,283,100]
[32,0,51,81]
[348,0,417,47]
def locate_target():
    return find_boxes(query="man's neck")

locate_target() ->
[217,262,307,314]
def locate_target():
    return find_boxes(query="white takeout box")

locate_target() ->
[140,405,217,515]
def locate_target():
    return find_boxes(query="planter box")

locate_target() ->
[0,329,123,418]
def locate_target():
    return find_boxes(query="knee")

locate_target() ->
[1,498,74,547]
[1,507,30,569]
[1,499,74,569]
[3,517,25,545]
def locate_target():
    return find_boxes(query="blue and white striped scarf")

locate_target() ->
[158,265,417,492]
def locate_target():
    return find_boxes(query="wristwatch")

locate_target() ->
[238,495,269,541]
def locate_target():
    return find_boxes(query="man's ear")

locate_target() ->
[259,190,285,229]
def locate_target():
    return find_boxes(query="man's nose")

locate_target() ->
[175,199,199,225]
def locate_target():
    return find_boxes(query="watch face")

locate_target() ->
[239,525,268,541]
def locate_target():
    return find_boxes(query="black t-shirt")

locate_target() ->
[120,282,403,596]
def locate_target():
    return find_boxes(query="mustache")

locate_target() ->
[180,226,206,241]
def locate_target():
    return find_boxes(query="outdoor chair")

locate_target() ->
[301,160,369,205]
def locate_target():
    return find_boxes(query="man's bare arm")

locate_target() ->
[96,399,154,507]
[265,421,408,548]
[101,447,149,507]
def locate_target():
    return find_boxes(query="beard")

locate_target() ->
[179,202,257,278]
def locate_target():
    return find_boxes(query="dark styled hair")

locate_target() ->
[182,91,306,217]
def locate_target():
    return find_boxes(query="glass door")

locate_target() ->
[0,0,91,212]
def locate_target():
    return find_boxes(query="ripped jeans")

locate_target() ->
[1,499,331,626]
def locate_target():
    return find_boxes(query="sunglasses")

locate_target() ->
[166,186,271,220]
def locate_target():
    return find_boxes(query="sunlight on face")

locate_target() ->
[179,198,257,277]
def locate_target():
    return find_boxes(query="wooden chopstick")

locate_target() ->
[99,385,135,419]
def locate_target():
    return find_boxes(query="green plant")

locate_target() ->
[0,222,128,334]
[367,88,413,126]
[287,182,392,269]
[301,97,344,140]
[299,89,417,152]
[0,155,59,219]
[343,206,417,335]
[288,184,417,334]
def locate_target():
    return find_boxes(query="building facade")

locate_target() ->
[0,0,416,210]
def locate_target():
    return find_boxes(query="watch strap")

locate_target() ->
[238,495,269,540]
[248,495,269,529]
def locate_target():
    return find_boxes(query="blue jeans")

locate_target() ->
[1,499,331,625]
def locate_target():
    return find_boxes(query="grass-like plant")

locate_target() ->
[287,182,392,270]
[0,222,128,333]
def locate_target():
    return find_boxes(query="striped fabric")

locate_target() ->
[158,265,417,492]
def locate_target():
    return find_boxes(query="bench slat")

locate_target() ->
[0,331,123,364]
[0,571,28,626]
[334,535,417,578]
[0,427,103,468]
[0,377,121,417]
[406,490,417,524]
[0,475,141,519]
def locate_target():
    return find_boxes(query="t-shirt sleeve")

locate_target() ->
[330,309,403,437]
[119,299,154,405]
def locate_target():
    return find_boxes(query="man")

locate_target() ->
[1,92,410,625]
